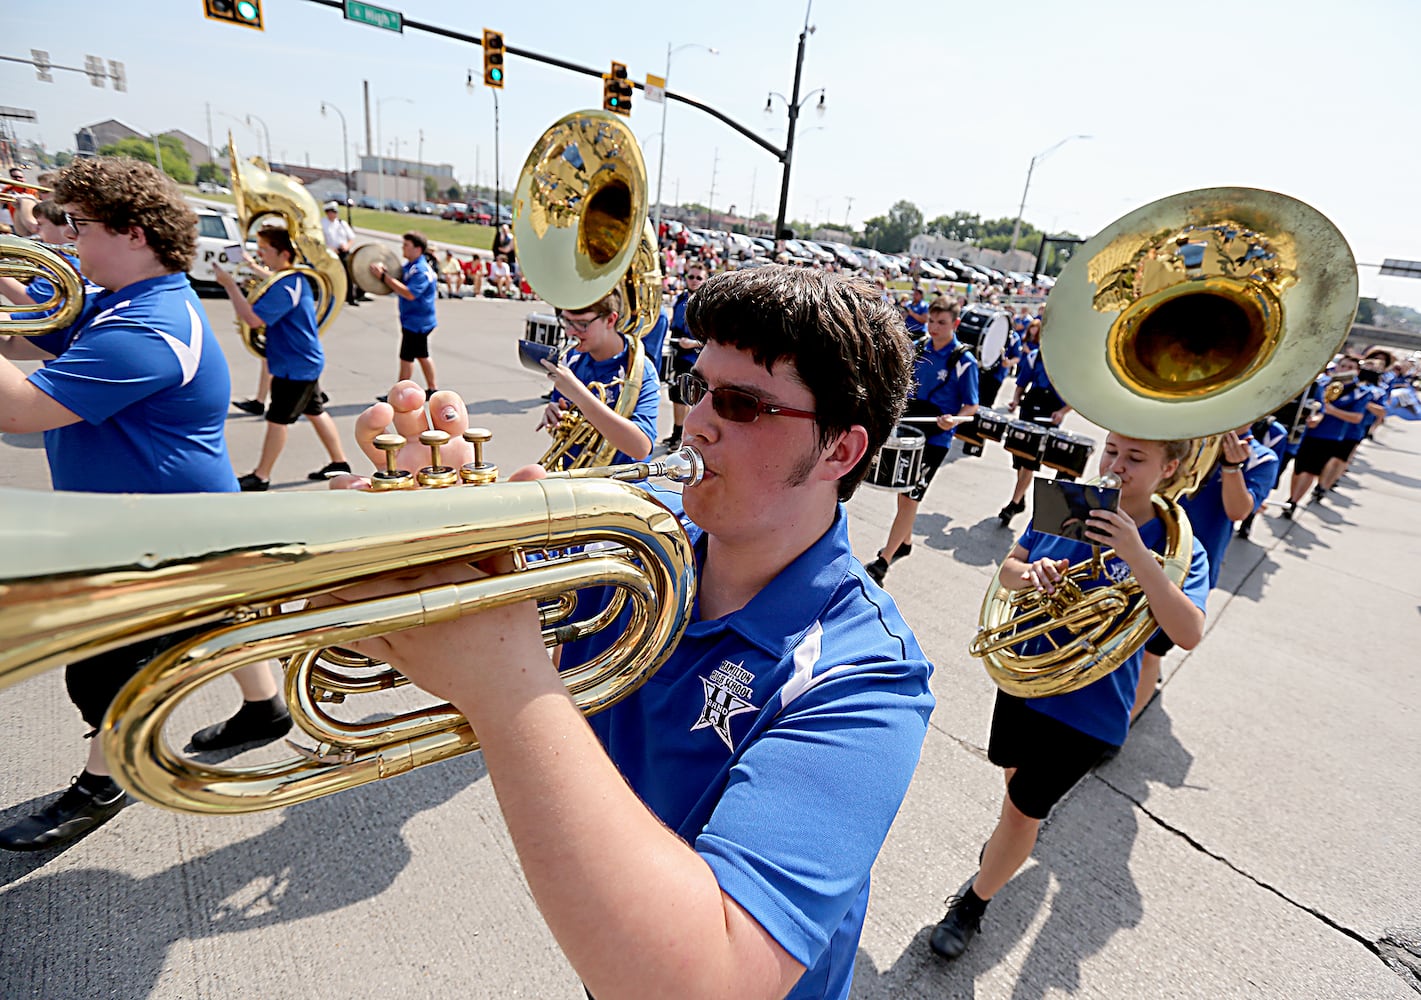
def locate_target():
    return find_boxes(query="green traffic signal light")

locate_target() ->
[235,0,258,20]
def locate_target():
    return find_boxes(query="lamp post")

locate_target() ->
[320,100,353,226]
[467,70,503,228]
[769,1,825,241]
[376,96,414,209]
[1007,134,1092,253]
[245,113,272,165]
[654,41,718,235]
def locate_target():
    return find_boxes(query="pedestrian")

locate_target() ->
[369,230,439,398]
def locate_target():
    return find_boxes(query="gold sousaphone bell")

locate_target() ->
[971,188,1357,697]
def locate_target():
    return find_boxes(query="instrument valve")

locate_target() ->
[459,427,499,486]
[371,434,416,490]
[417,430,459,488]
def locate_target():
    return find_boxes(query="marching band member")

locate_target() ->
[662,260,706,449]
[329,267,932,1000]
[1133,427,1276,720]
[538,286,660,467]
[1236,413,1288,539]
[369,230,440,399]
[1281,356,1369,518]
[1316,357,1388,499]
[213,226,352,489]
[865,296,979,585]
[930,433,1208,961]
[998,319,1071,525]
[0,159,289,852]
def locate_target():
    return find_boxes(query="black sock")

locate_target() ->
[237,695,288,722]
[671,424,682,439]
[959,887,988,919]
[76,770,120,797]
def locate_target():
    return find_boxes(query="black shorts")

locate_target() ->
[1294,435,1344,476]
[667,349,697,403]
[1337,437,1363,462]
[65,628,205,731]
[1144,629,1175,657]
[399,328,433,361]
[266,376,325,425]
[907,443,951,502]
[988,691,1114,819]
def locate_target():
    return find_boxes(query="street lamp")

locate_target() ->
[768,1,826,241]
[376,96,414,208]
[245,113,272,165]
[320,100,353,225]
[1007,134,1092,253]
[653,41,718,235]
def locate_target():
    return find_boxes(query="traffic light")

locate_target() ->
[602,62,633,117]
[482,29,505,88]
[204,0,263,31]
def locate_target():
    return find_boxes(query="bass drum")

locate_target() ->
[865,424,926,492]
[349,243,404,297]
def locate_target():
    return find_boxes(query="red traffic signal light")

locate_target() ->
[203,0,263,30]
[482,29,505,88]
[602,61,632,117]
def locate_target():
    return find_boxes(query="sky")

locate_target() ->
[4,0,1421,310]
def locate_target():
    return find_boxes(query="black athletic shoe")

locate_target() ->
[891,542,912,563]
[865,557,889,585]
[998,498,1026,526]
[376,394,389,403]
[308,461,352,481]
[232,398,265,416]
[238,473,270,492]
[190,705,293,752]
[425,388,438,400]
[662,434,682,449]
[929,885,984,961]
[1281,500,1297,520]
[0,779,129,852]
[1311,487,1326,504]
[1236,524,1251,540]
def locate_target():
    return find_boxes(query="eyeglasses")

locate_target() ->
[63,212,103,238]
[686,275,705,282]
[677,372,817,423]
[558,314,608,333]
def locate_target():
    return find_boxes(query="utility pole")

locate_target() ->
[706,148,719,228]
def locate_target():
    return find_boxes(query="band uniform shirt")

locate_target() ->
[12,248,102,327]
[670,289,699,365]
[252,271,323,382]
[641,310,669,379]
[1307,379,1372,441]
[26,271,238,494]
[1011,520,1209,745]
[912,336,979,447]
[397,255,437,334]
[549,345,660,467]
[902,298,928,334]
[1179,436,1277,589]
[1344,383,1385,441]
[567,487,933,1000]
[321,215,354,251]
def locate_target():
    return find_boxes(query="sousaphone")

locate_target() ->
[971,188,1357,697]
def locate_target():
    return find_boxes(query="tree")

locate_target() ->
[446,184,461,201]
[926,211,982,243]
[195,162,227,184]
[424,175,439,200]
[54,151,73,168]
[99,135,194,184]
[862,200,923,253]
[1355,298,1376,326]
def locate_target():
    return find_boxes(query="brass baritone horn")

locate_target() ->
[971,188,1357,698]
[0,464,699,815]
[0,236,87,336]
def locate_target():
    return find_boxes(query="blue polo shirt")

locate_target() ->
[253,271,323,381]
[549,345,660,466]
[1343,383,1384,441]
[902,298,928,334]
[1014,518,1209,745]
[641,310,669,378]
[398,255,438,334]
[1308,379,1372,441]
[912,337,979,447]
[1015,347,1057,394]
[1179,438,1276,589]
[570,488,933,1000]
[27,271,238,494]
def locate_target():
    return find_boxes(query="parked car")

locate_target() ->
[383,199,409,213]
[750,236,776,255]
[917,259,948,281]
[417,201,439,216]
[821,242,863,270]
[196,181,231,195]
[441,202,469,221]
[357,194,381,210]
[187,206,246,288]
[931,259,961,281]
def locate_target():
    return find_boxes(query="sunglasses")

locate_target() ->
[558,314,609,333]
[677,372,816,423]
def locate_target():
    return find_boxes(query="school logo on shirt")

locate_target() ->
[692,659,758,750]
[955,360,973,380]
[1103,556,1132,583]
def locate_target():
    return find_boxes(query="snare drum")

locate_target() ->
[975,408,1011,442]
[524,312,564,349]
[956,416,985,458]
[1042,430,1096,480]
[865,424,927,493]
[1003,419,1049,462]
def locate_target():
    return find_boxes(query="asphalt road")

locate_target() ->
[1,289,1418,999]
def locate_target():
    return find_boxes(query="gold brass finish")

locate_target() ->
[973,188,1357,697]
[0,447,701,814]
[228,135,347,357]
[460,428,498,485]
[1323,373,1355,404]
[416,430,459,488]
[371,433,416,490]
[1042,187,1357,440]
[349,243,403,297]
[515,110,661,473]
[0,236,86,335]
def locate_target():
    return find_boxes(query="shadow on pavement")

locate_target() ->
[914,512,1014,568]
[852,709,1193,999]
[0,754,484,993]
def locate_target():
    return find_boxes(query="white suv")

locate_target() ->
[188,205,245,288]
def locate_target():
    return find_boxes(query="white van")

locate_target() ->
[188,205,245,288]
